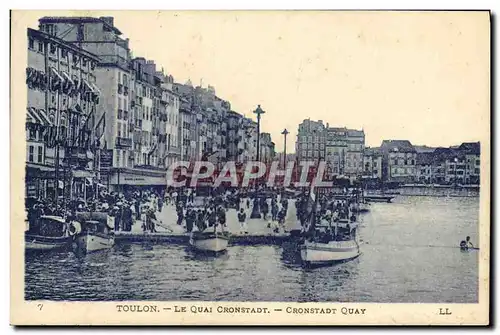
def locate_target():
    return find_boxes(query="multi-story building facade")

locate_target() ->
[325,127,347,177]
[259,132,275,164]
[362,147,383,180]
[296,119,326,162]
[296,119,365,180]
[26,26,100,200]
[345,129,365,177]
[415,152,434,184]
[226,111,243,162]
[380,140,417,183]
[414,142,480,185]
[459,142,480,185]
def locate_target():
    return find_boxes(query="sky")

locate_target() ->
[17,10,490,153]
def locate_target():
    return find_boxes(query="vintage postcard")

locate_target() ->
[10,10,490,325]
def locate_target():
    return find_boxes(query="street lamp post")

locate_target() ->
[253,105,265,162]
[281,128,289,169]
[454,157,458,188]
[251,105,265,219]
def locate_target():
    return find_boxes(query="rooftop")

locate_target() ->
[39,16,122,35]
[458,142,480,154]
[380,140,416,153]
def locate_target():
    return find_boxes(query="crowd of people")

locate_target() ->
[27,186,364,236]
[293,188,361,242]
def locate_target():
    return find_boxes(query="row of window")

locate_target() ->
[29,37,95,71]
[27,145,44,164]
[117,122,129,138]
[390,159,416,166]
[391,167,415,175]
[299,135,326,143]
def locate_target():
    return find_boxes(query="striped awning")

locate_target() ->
[89,81,101,96]
[26,107,52,126]
[61,71,74,86]
[83,79,94,93]
[51,67,64,82]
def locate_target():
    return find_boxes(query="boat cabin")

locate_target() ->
[81,220,114,236]
[26,216,68,238]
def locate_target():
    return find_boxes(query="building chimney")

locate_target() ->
[100,16,115,27]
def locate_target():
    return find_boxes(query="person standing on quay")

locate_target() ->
[122,203,133,232]
[238,208,248,234]
[271,201,278,221]
[185,209,195,233]
[176,202,184,226]
[134,199,140,221]
[158,196,164,213]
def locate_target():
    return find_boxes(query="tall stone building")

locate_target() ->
[345,129,365,177]
[325,127,347,177]
[259,132,275,164]
[296,119,326,161]
[26,26,100,200]
[380,140,417,183]
[363,147,383,180]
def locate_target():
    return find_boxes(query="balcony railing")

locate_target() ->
[116,137,132,148]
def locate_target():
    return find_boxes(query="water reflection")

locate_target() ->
[25,196,479,303]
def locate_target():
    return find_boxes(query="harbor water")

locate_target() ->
[25,195,479,303]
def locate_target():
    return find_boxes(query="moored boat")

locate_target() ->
[364,195,394,203]
[75,220,115,254]
[189,230,230,253]
[300,219,360,267]
[25,216,76,252]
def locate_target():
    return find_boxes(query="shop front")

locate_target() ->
[107,167,167,193]
[25,163,56,201]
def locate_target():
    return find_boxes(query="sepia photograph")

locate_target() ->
[10,9,490,325]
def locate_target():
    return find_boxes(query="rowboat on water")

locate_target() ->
[25,216,77,252]
[364,195,394,203]
[300,219,360,267]
[189,229,230,253]
[75,220,115,254]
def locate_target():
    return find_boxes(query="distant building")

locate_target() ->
[380,140,417,183]
[459,142,480,185]
[345,129,365,176]
[363,147,383,180]
[260,132,275,164]
[325,127,347,177]
[415,152,434,183]
[296,119,326,162]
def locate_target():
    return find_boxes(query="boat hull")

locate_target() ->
[300,240,360,266]
[76,232,115,253]
[365,196,393,203]
[189,232,230,253]
[25,234,72,252]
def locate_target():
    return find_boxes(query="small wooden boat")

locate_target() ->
[364,195,394,203]
[300,220,360,267]
[75,220,115,254]
[25,216,75,252]
[189,230,230,253]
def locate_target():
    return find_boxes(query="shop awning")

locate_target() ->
[26,107,42,124]
[26,107,52,126]
[83,79,94,93]
[61,71,74,86]
[90,81,101,96]
[51,67,64,82]
[37,109,52,126]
